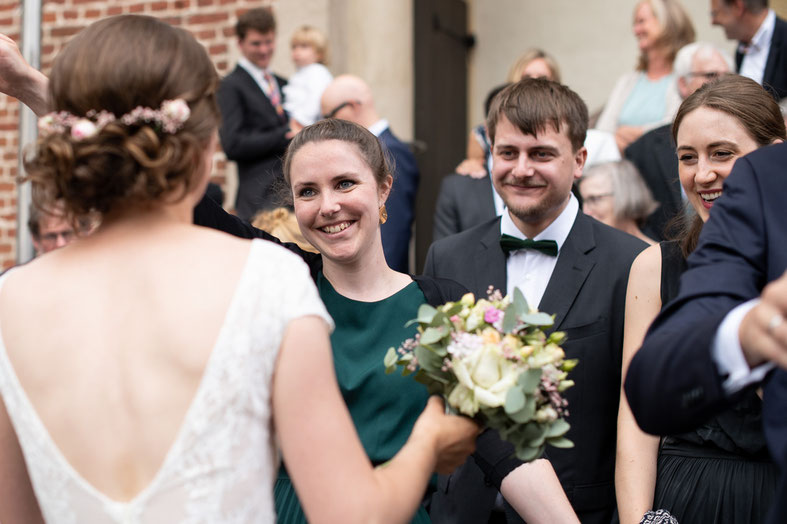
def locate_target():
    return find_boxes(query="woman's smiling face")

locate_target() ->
[288,139,391,265]
[675,106,760,222]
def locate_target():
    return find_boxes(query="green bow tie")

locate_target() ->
[499,234,558,257]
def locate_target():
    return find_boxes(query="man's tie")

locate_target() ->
[263,70,285,118]
[499,234,558,256]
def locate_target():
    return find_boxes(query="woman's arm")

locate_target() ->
[500,459,579,523]
[273,316,479,524]
[0,34,50,117]
[616,244,663,524]
[0,396,45,523]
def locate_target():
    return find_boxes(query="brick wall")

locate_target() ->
[0,0,272,269]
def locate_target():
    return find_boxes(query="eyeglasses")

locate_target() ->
[686,71,723,80]
[39,230,75,245]
[322,100,358,120]
[582,193,613,206]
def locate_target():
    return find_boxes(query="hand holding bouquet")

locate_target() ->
[385,287,576,462]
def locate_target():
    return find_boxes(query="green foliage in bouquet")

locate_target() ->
[385,288,577,463]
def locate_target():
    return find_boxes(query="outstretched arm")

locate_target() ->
[273,316,479,524]
[0,34,49,116]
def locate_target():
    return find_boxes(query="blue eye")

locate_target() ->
[298,188,316,198]
[337,180,355,190]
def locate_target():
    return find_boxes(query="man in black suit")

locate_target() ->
[711,0,787,99]
[625,42,733,239]
[625,142,787,524]
[218,8,292,220]
[320,75,419,272]
[425,79,646,523]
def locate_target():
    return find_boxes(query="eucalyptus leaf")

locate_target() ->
[502,307,518,333]
[527,432,546,447]
[404,304,437,327]
[442,302,464,317]
[415,345,444,373]
[509,395,537,423]
[520,421,546,442]
[515,443,545,463]
[512,287,529,316]
[504,387,526,414]
[517,368,542,393]
[384,347,398,374]
[431,311,450,328]
[545,418,570,438]
[520,312,554,326]
[420,326,448,345]
[546,436,574,448]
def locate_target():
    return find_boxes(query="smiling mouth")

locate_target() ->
[699,190,722,203]
[320,221,352,234]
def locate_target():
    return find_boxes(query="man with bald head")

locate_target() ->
[625,42,734,239]
[320,75,419,272]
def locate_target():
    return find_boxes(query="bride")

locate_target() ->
[0,15,477,523]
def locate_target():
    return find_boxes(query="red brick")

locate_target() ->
[50,26,82,37]
[129,3,144,13]
[0,244,12,254]
[107,6,122,15]
[196,29,215,39]
[85,9,101,18]
[208,43,226,54]
[173,0,190,7]
[188,12,228,25]
[150,2,167,11]
[63,10,78,19]
[198,0,214,6]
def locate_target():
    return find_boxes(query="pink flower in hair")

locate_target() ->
[70,119,98,140]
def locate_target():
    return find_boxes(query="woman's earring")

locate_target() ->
[379,204,388,224]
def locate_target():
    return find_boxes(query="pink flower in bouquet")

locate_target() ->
[484,306,502,324]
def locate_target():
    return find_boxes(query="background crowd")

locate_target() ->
[1,1,787,524]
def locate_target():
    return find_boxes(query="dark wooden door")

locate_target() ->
[413,0,471,271]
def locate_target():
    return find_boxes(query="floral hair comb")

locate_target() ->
[37,99,191,141]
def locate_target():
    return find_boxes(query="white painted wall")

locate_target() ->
[467,0,736,128]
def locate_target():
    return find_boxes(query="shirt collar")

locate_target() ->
[368,119,389,137]
[499,193,578,252]
[740,9,775,53]
[238,56,269,79]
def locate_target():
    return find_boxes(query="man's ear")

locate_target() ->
[573,146,588,180]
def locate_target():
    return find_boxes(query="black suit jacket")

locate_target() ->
[432,174,497,242]
[736,15,787,100]
[424,210,646,524]
[378,128,419,272]
[217,65,290,220]
[625,142,787,524]
[624,124,683,240]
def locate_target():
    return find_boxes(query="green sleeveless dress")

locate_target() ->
[274,273,433,523]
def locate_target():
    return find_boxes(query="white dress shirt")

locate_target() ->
[739,9,776,86]
[368,118,389,138]
[237,56,281,100]
[712,298,775,394]
[500,194,579,308]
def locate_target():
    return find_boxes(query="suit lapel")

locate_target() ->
[538,212,596,331]
[474,219,507,296]
[234,66,283,121]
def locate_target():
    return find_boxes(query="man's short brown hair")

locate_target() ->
[486,78,588,152]
[236,7,276,40]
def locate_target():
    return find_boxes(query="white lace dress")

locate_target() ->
[0,239,332,523]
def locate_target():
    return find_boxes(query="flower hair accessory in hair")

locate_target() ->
[38,99,191,141]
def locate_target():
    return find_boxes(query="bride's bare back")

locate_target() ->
[0,222,252,501]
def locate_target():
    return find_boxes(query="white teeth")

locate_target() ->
[700,191,722,202]
[321,222,350,234]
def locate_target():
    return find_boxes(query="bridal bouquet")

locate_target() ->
[384,287,576,462]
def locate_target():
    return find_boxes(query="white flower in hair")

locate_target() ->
[71,119,98,140]
[160,99,190,132]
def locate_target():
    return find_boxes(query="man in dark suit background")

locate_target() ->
[711,0,787,99]
[625,42,733,239]
[320,75,419,273]
[425,79,646,523]
[625,141,787,524]
[218,8,293,220]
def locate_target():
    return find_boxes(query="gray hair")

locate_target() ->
[581,160,658,225]
[673,42,734,80]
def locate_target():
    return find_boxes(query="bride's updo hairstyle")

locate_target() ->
[25,15,219,217]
